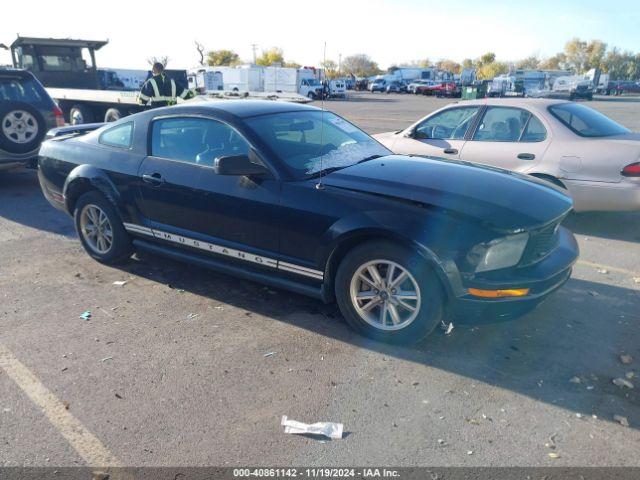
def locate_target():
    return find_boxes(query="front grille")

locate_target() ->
[519,221,560,267]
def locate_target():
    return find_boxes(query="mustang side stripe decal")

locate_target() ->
[123,223,322,280]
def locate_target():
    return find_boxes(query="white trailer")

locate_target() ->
[214,65,264,92]
[187,68,224,93]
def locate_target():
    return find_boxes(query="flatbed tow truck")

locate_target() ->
[10,36,309,125]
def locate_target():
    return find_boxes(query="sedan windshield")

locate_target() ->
[245,111,391,179]
[549,103,630,137]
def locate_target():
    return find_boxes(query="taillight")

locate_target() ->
[53,105,65,127]
[621,162,640,177]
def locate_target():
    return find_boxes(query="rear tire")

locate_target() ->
[73,191,132,264]
[70,104,94,125]
[335,241,444,344]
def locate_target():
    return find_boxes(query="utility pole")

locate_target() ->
[251,44,258,64]
[338,53,342,77]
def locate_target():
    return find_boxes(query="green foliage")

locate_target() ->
[256,47,284,66]
[206,49,241,67]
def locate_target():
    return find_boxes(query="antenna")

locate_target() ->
[316,42,327,191]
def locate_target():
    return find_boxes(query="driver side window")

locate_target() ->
[414,107,479,140]
[151,117,250,166]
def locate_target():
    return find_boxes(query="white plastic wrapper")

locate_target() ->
[281,416,343,440]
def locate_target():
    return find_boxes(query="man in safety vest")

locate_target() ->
[138,62,194,107]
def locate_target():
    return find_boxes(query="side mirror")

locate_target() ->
[214,154,268,176]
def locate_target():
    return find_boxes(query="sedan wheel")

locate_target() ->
[80,204,114,255]
[74,190,132,264]
[350,260,421,331]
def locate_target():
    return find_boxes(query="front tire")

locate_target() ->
[335,241,444,344]
[74,191,132,264]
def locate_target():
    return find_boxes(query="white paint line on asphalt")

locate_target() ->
[0,343,120,467]
[576,259,639,278]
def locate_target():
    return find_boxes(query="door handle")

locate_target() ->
[142,173,164,186]
[517,153,536,160]
[443,148,458,155]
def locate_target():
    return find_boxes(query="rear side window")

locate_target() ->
[0,76,50,106]
[151,117,250,165]
[99,122,133,149]
[549,103,629,137]
[520,115,547,142]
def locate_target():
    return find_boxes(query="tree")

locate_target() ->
[461,58,474,69]
[284,61,302,69]
[435,59,461,74]
[321,59,339,78]
[341,54,380,77]
[206,49,241,67]
[256,47,284,66]
[539,53,567,71]
[516,55,540,70]
[195,42,205,67]
[478,52,496,66]
[477,61,509,80]
[147,56,169,68]
[585,40,607,70]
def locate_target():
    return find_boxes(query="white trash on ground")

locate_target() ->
[281,416,343,440]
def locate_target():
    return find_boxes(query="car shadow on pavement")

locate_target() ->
[124,250,640,431]
[0,169,76,238]
[563,211,640,242]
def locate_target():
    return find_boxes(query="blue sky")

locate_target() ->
[1,0,639,69]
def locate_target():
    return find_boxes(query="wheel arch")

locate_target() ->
[529,172,567,189]
[321,228,455,303]
[63,164,121,214]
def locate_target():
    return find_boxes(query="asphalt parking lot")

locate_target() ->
[1,93,639,468]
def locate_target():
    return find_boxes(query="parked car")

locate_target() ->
[617,81,640,94]
[369,78,388,92]
[415,81,441,95]
[0,68,64,170]
[386,81,407,94]
[328,79,347,98]
[407,80,429,94]
[38,101,578,343]
[430,81,460,98]
[373,98,640,212]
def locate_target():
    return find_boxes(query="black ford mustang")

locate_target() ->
[38,101,578,343]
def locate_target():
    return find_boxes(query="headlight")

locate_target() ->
[467,233,529,273]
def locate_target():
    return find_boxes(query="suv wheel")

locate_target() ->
[0,101,47,154]
[74,191,132,264]
[335,241,444,344]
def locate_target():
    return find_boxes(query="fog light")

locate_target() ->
[468,288,530,298]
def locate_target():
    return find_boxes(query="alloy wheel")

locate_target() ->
[80,204,113,254]
[349,260,421,331]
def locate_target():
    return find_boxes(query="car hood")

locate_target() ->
[323,155,573,231]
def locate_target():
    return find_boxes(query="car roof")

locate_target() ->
[0,68,34,79]
[454,98,569,108]
[151,99,321,119]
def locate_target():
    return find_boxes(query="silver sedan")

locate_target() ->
[373,98,640,212]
